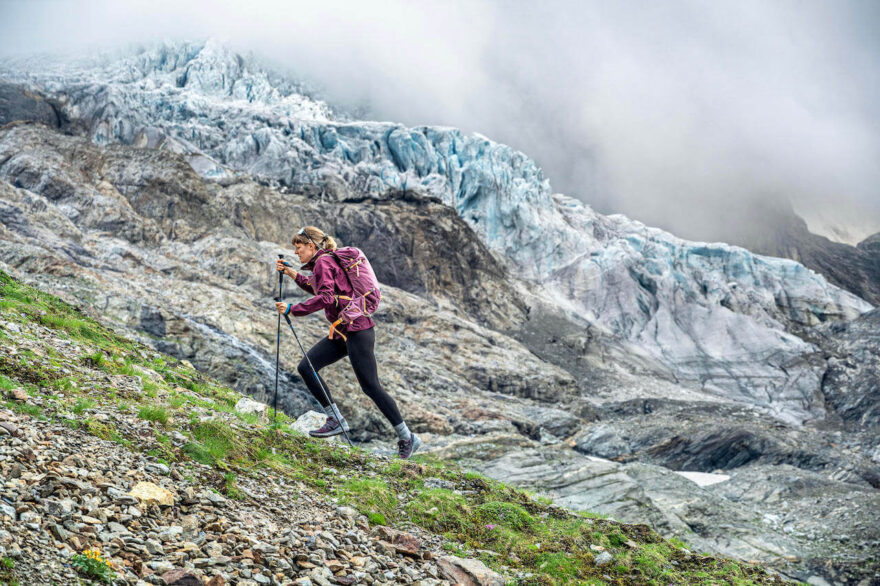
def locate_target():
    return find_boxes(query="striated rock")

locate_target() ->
[436,555,505,586]
[816,308,880,428]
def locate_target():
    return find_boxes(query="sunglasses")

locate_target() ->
[298,227,319,248]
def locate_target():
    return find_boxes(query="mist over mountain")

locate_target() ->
[1,1,879,249]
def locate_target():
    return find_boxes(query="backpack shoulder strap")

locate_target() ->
[326,251,357,293]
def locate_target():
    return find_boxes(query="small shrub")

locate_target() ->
[51,376,76,393]
[84,418,116,441]
[70,549,116,583]
[84,351,107,369]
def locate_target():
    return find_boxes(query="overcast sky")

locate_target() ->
[2,0,879,244]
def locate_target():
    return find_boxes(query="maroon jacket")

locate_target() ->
[290,249,375,334]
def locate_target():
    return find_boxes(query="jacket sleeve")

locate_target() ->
[293,272,315,295]
[290,259,336,316]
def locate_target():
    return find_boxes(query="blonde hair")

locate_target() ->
[292,226,338,251]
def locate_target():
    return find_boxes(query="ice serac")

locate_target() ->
[1,40,872,425]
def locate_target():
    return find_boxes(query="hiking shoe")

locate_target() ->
[309,416,349,438]
[397,433,422,459]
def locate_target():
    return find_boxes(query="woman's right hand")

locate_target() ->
[276,259,297,278]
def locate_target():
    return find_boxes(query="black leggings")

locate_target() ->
[296,327,403,426]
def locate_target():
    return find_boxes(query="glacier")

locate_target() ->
[1,39,872,424]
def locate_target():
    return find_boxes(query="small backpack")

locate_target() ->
[326,247,382,341]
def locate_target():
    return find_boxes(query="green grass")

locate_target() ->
[138,404,169,426]
[51,376,76,393]
[71,397,94,415]
[224,472,243,500]
[406,487,470,533]
[0,555,17,586]
[475,501,536,532]
[183,420,243,467]
[535,552,578,580]
[0,374,16,392]
[143,380,160,398]
[38,313,105,344]
[335,478,397,524]
[3,399,43,419]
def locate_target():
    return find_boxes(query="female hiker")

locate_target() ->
[274,226,422,459]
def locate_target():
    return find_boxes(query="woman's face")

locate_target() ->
[294,241,317,264]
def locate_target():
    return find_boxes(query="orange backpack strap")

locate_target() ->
[329,319,348,341]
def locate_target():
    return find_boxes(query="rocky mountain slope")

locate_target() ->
[0,269,789,585]
[1,41,878,585]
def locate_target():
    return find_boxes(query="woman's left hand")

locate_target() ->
[275,302,289,315]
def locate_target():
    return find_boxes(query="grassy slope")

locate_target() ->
[0,269,790,585]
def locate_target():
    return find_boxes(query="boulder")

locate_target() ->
[235,397,269,423]
[128,481,175,507]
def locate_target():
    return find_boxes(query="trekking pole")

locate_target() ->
[272,255,285,424]
[275,302,354,448]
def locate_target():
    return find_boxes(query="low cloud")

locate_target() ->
[2,0,878,243]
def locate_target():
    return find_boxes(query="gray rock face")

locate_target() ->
[436,434,879,585]
[816,308,880,429]
[0,81,63,128]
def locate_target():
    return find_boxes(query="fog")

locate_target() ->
[2,0,878,244]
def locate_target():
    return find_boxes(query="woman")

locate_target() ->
[275,226,421,459]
